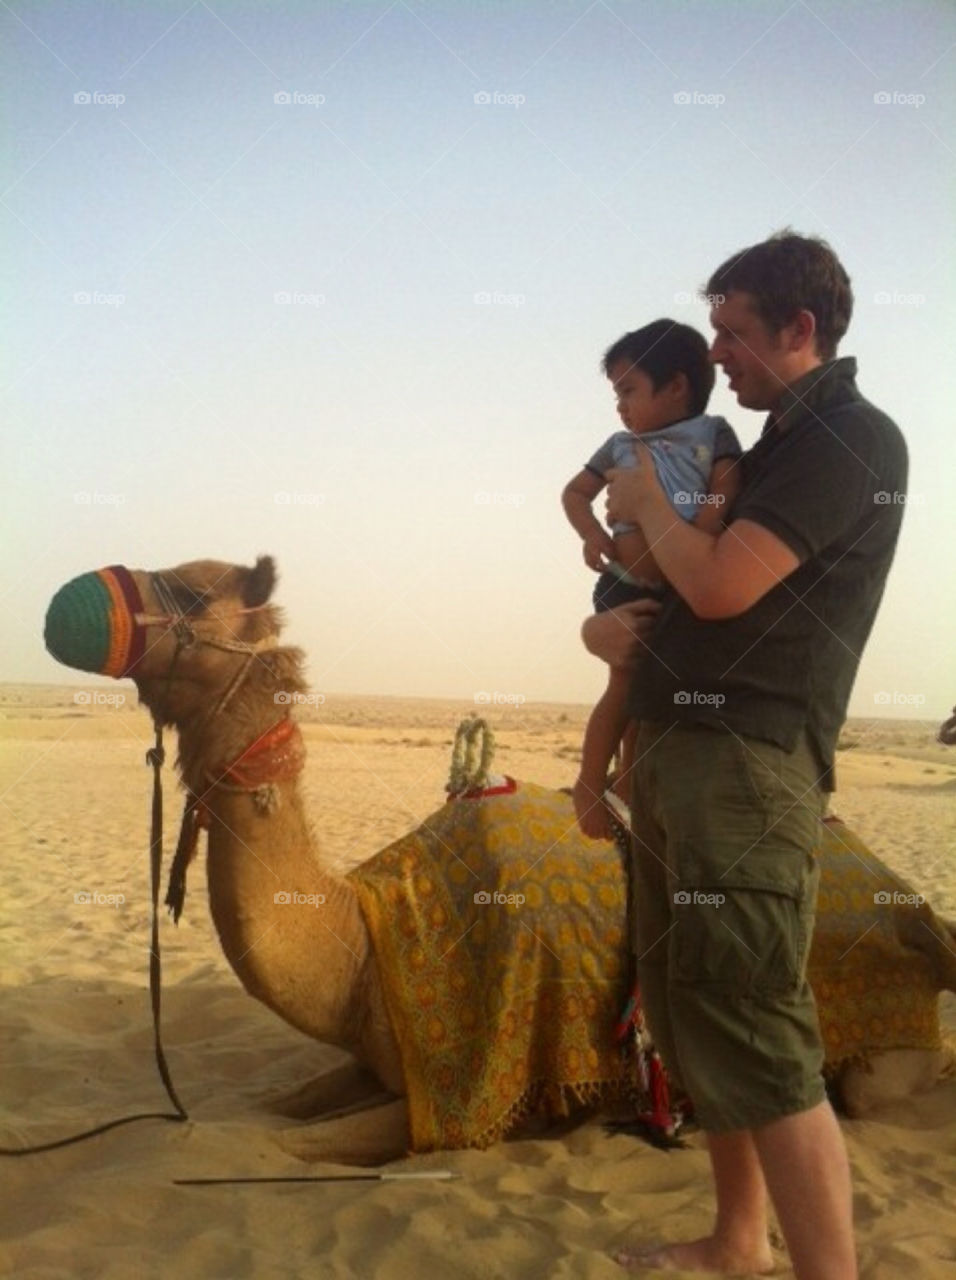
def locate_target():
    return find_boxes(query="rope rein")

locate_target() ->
[0,575,277,1156]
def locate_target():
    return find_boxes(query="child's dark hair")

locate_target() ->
[704,230,852,360]
[601,319,714,417]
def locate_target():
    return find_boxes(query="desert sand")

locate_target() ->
[2,683,955,1279]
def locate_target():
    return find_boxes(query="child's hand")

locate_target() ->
[583,530,616,572]
[572,777,612,841]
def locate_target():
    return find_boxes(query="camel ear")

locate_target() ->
[242,556,276,607]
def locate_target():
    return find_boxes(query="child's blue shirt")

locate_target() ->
[585,413,742,534]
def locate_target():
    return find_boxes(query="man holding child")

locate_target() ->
[578,231,907,1278]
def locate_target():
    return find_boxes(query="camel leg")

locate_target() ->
[274,1096,412,1165]
[264,1063,386,1119]
[838,1046,956,1117]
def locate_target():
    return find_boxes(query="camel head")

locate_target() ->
[45,556,306,726]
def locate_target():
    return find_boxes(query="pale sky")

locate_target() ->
[4,0,954,721]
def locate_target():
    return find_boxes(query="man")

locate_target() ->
[589,231,907,1278]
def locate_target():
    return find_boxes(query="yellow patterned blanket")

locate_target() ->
[348,782,955,1152]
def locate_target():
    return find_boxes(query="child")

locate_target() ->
[562,319,742,839]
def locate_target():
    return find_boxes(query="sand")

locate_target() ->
[2,684,955,1279]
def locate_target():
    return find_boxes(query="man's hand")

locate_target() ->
[572,777,612,841]
[583,529,616,572]
[581,599,660,669]
[606,446,661,527]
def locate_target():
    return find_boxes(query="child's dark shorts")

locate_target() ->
[593,569,667,613]
[628,720,828,1132]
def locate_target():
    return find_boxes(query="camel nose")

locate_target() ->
[45,565,145,677]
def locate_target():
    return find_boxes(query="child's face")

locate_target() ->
[606,360,685,435]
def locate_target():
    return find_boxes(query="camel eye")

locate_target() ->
[170,584,210,616]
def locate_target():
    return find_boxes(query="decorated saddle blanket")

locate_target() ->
[348,781,955,1151]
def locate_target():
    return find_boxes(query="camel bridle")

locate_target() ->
[0,573,281,1156]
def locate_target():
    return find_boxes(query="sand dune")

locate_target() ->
[2,685,955,1278]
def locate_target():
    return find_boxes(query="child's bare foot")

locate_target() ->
[613,1232,777,1273]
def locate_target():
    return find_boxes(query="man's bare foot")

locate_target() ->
[613,1233,777,1274]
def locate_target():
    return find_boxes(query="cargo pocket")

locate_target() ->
[671,840,814,995]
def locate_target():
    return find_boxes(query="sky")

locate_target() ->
[4,0,955,722]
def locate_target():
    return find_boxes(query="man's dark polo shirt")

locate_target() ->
[630,357,908,790]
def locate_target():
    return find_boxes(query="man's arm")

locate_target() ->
[606,455,800,619]
[580,598,662,667]
[693,456,741,538]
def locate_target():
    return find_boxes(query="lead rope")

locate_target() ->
[0,645,190,1155]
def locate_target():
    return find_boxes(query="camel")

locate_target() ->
[43,555,956,1163]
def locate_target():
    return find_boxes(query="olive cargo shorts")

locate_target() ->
[630,721,828,1132]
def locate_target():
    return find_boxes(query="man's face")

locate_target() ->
[708,291,794,411]
[607,360,684,435]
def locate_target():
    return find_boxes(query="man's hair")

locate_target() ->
[601,319,714,417]
[704,230,853,360]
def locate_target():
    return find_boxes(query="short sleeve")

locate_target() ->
[732,413,899,562]
[585,433,626,479]
[712,418,743,461]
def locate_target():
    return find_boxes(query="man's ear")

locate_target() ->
[785,309,817,354]
[242,555,276,607]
